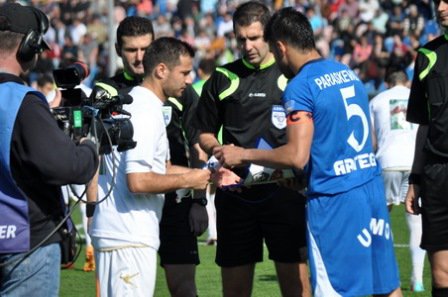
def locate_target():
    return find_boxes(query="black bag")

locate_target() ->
[60,217,78,268]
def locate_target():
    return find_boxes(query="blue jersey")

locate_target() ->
[283,59,380,196]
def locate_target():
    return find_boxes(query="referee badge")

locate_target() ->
[162,106,172,127]
[272,105,286,129]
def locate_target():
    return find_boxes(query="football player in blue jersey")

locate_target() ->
[214,7,403,297]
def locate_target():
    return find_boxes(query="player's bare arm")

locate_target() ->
[199,132,221,155]
[127,169,210,194]
[215,111,314,171]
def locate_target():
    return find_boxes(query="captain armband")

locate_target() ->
[286,111,313,125]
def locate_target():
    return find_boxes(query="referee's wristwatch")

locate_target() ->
[192,197,208,206]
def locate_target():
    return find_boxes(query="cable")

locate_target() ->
[0,198,81,268]
[70,116,118,206]
[1,103,128,268]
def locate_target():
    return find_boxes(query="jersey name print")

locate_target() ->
[312,68,360,91]
[283,58,379,196]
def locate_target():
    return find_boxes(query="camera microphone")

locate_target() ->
[117,94,133,105]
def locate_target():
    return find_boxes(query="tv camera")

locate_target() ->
[51,62,136,154]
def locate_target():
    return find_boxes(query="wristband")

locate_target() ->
[86,204,96,218]
[408,173,421,185]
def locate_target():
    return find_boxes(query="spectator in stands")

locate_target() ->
[403,4,425,39]
[387,5,405,37]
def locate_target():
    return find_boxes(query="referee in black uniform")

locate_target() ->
[194,2,310,297]
[92,16,208,297]
[406,1,448,296]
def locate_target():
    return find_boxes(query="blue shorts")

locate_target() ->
[307,176,400,297]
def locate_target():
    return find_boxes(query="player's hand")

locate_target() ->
[213,144,246,168]
[405,184,421,215]
[211,167,242,189]
[189,168,212,190]
[189,202,208,236]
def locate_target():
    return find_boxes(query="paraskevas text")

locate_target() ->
[314,69,360,90]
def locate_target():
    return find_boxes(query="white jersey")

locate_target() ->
[90,86,169,250]
[369,85,417,170]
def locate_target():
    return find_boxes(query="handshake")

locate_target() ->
[205,155,296,189]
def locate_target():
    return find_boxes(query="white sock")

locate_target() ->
[406,212,426,283]
[206,192,217,240]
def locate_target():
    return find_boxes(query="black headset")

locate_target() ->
[17,8,49,62]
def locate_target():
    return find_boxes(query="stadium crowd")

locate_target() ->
[1,0,444,296]
[19,0,441,98]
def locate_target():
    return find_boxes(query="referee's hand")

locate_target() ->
[405,184,421,215]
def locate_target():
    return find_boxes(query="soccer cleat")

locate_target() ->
[83,245,96,272]
[411,281,425,293]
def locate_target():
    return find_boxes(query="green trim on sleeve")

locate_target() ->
[216,67,240,101]
[418,48,437,81]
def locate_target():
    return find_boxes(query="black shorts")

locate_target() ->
[215,184,307,267]
[158,192,199,266]
[421,154,448,252]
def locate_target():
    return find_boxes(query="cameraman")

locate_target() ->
[0,3,98,297]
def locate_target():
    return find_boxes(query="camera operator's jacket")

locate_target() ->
[0,75,98,254]
[0,83,44,253]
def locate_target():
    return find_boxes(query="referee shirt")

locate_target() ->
[194,57,288,178]
[407,34,448,156]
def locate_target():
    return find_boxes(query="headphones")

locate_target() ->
[17,8,49,62]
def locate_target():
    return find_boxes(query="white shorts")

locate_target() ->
[95,246,157,297]
[382,170,410,206]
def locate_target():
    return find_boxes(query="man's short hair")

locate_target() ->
[143,37,194,73]
[0,30,23,52]
[264,7,315,52]
[385,67,408,86]
[198,58,216,76]
[116,16,154,48]
[36,73,54,88]
[233,1,271,30]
